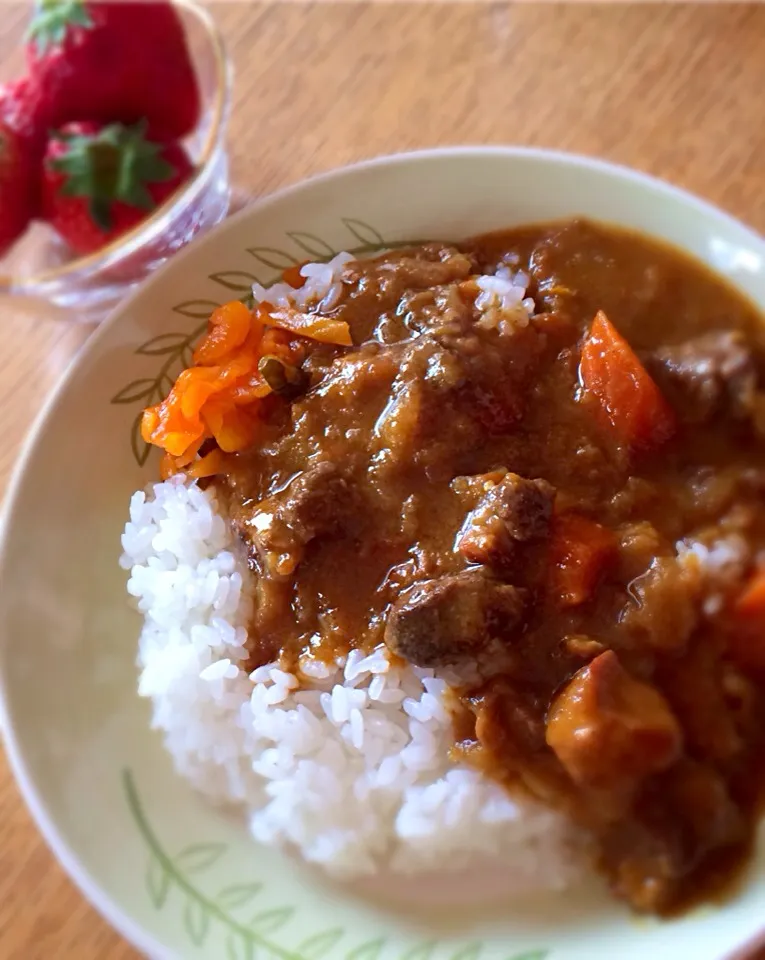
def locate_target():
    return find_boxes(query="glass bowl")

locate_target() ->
[0,0,232,323]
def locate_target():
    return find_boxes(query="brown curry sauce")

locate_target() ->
[213,219,765,915]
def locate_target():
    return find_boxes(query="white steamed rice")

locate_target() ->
[121,477,584,888]
[251,251,356,314]
[120,250,581,891]
[250,250,536,329]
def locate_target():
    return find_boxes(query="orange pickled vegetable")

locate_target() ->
[141,296,352,469]
[217,350,263,388]
[549,513,617,607]
[580,310,675,452]
[177,367,223,420]
[242,310,266,353]
[141,406,160,441]
[259,324,306,363]
[159,453,181,480]
[268,305,352,346]
[193,301,252,365]
[160,446,227,481]
[224,373,273,405]
[186,447,227,479]
[200,395,261,452]
[173,433,205,467]
[142,386,203,457]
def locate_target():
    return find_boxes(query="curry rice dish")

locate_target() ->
[122,218,765,915]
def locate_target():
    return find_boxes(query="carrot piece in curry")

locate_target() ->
[729,569,765,672]
[549,513,617,606]
[580,310,676,451]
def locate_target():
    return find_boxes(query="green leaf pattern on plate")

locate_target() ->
[227,931,256,960]
[173,300,224,319]
[146,855,170,909]
[347,939,387,960]
[111,379,157,405]
[210,271,262,292]
[449,944,482,960]
[298,928,345,959]
[217,883,264,910]
[135,332,191,356]
[124,769,549,960]
[185,897,212,946]
[341,218,384,247]
[399,944,437,960]
[114,218,413,467]
[248,247,301,271]
[286,232,337,260]
[124,769,302,960]
[176,842,227,874]
[249,907,295,935]
[130,410,152,468]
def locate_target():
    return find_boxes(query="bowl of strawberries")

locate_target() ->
[0,0,231,321]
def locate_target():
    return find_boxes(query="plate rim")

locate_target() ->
[1,143,764,960]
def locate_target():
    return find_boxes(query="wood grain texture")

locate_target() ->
[1,3,765,957]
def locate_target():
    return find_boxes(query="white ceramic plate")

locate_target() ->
[1,147,764,960]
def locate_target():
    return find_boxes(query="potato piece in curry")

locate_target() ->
[143,219,765,916]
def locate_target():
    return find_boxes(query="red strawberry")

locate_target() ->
[0,77,50,255]
[42,120,194,255]
[26,0,200,141]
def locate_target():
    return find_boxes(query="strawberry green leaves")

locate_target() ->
[27,0,93,54]
[47,120,175,230]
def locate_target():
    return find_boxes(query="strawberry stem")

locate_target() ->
[27,0,93,54]
[49,121,176,232]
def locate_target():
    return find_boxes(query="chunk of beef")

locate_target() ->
[378,247,474,292]
[397,283,474,338]
[374,333,542,481]
[233,462,356,576]
[457,473,555,566]
[546,651,683,791]
[336,245,475,342]
[384,567,525,669]
[527,228,580,318]
[648,331,758,423]
[373,338,472,479]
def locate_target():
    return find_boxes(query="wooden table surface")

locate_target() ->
[2,3,765,958]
